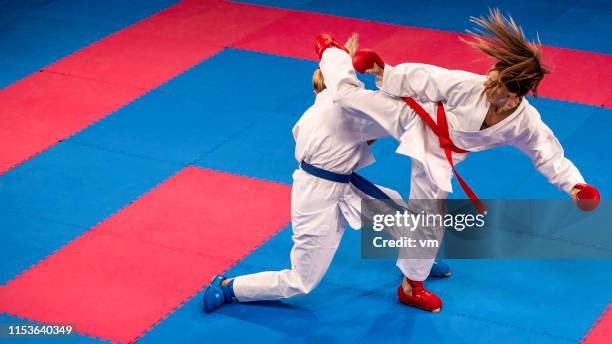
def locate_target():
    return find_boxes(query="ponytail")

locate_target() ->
[462,8,550,97]
[313,68,326,93]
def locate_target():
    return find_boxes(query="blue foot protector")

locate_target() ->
[203,275,234,313]
[429,260,451,278]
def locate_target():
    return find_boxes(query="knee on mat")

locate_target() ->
[287,271,322,296]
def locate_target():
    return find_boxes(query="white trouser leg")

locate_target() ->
[396,159,447,281]
[233,170,346,302]
[233,225,344,302]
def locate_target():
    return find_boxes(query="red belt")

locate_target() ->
[402,97,486,213]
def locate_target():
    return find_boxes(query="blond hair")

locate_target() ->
[462,8,550,97]
[312,33,358,94]
[313,68,326,93]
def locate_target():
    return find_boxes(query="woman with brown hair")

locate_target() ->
[316,9,599,312]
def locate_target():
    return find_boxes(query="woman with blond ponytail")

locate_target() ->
[203,35,414,313]
[317,9,598,313]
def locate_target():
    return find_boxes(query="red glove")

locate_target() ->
[353,48,385,74]
[574,183,601,211]
[315,33,349,59]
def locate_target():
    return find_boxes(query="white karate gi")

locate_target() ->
[232,89,400,301]
[319,48,585,280]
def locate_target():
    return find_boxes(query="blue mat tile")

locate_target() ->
[140,225,610,343]
[157,49,318,113]
[0,142,178,228]
[27,0,178,29]
[71,90,258,165]
[0,212,86,285]
[0,0,178,89]
[196,111,297,184]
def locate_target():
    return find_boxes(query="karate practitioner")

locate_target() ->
[316,9,599,312]
[202,36,448,313]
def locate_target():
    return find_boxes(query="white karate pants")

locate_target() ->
[395,159,448,281]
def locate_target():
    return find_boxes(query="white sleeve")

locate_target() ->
[291,122,299,141]
[514,116,585,193]
[381,63,481,106]
[319,48,364,99]
[319,48,416,140]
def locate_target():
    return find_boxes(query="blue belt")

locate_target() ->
[300,161,392,201]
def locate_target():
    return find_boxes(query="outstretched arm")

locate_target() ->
[514,115,585,197]
[380,63,483,106]
[319,47,415,140]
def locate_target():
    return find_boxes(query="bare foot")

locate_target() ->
[401,277,412,296]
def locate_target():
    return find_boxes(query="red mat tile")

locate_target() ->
[539,47,612,108]
[47,0,287,88]
[234,8,612,107]
[97,168,292,261]
[47,31,224,89]
[372,27,491,73]
[131,0,289,46]
[0,232,231,343]
[233,9,401,60]
[0,0,287,176]
[0,72,143,138]
[583,304,612,344]
[0,128,57,175]
[0,167,291,343]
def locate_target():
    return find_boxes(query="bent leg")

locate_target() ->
[233,225,344,302]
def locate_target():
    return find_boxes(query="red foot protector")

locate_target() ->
[314,33,349,59]
[0,167,291,343]
[582,304,612,344]
[397,278,442,312]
